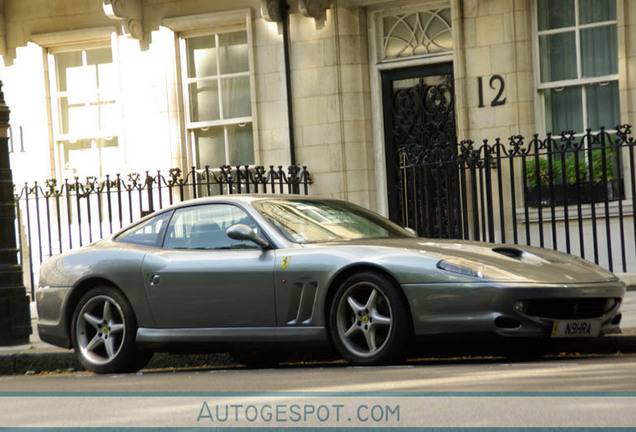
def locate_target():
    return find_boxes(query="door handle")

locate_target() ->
[150,274,161,286]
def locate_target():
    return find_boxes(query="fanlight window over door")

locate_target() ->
[380,7,452,61]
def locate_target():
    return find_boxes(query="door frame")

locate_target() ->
[366,7,459,218]
[380,63,455,224]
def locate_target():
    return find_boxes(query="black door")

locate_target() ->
[381,63,460,238]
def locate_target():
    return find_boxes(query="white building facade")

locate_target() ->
[1,0,635,278]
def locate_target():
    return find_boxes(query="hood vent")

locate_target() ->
[492,247,524,259]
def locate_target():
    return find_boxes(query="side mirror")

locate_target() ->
[226,224,271,249]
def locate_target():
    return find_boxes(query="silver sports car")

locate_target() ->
[37,195,625,373]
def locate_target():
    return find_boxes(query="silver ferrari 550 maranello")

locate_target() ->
[36,195,625,373]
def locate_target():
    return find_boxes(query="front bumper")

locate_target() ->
[402,280,625,338]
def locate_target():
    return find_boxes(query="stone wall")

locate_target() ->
[455,0,535,143]
[1,0,376,208]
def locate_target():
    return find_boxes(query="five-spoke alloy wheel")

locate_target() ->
[71,286,151,374]
[329,272,410,365]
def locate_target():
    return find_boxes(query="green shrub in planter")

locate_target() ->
[564,156,588,185]
[525,158,562,187]
[590,149,617,181]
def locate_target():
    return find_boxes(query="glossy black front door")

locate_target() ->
[381,63,460,238]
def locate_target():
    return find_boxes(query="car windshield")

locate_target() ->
[254,199,414,244]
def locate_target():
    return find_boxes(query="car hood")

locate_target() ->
[311,237,619,284]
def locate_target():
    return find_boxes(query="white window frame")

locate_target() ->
[32,28,122,179]
[531,0,620,136]
[162,10,259,170]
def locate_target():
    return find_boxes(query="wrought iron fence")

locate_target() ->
[398,124,636,273]
[14,164,312,297]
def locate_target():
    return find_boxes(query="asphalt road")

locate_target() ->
[1,292,635,427]
[2,354,636,428]
[0,353,635,392]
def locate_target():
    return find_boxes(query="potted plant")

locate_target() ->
[525,150,622,207]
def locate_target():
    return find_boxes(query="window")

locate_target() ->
[380,8,452,61]
[117,211,172,247]
[536,0,619,135]
[163,204,260,250]
[531,0,623,205]
[48,46,121,178]
[254,199,412,244]
[181,30,255,169]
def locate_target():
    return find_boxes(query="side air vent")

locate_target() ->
[492,247,524,259]
[286,281,318,325]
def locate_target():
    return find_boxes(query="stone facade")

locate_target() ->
[0,0,634,272]
[1,0,379,208]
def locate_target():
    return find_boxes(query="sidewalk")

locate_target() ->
[2,291,636,376]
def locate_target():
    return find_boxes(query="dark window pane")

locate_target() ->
[580,0,616,24]
[581,25,617,77]
[539,32,577,82]
[545,86,583,134]
[227,123,254,166]
[538,0,575,31]
[586,81,619,131]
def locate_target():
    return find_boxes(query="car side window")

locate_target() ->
[163,204,260,250]
[117,211,171,247]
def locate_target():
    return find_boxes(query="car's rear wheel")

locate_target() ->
[71,286,152,374]
[329,271,410,365]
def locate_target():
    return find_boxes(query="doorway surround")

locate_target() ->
[367,0,466,217]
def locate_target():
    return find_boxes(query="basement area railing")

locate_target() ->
[14,164,312,297]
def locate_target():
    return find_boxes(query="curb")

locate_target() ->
[1,333,635,376]
[0,349,236,375]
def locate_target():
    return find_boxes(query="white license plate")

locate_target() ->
[551,319,601,338]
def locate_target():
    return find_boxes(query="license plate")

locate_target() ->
[551,319,601,338]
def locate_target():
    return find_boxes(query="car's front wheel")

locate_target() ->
[71,286,152,374]
[329,271,410,365]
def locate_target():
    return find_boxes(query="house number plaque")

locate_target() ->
[478,75,506,107]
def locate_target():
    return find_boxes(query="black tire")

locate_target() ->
[329,271,411,365]
[70,286,152,374]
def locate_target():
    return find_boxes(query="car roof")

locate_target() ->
[167,194,328,209]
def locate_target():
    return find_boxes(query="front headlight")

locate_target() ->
[437,258,524,280]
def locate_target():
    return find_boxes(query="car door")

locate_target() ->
[141,203,276,328]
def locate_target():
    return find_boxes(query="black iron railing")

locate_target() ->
[14,165,311,297]
[398,124,636,273]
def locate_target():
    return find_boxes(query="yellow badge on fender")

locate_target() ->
[281,256,291,269]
